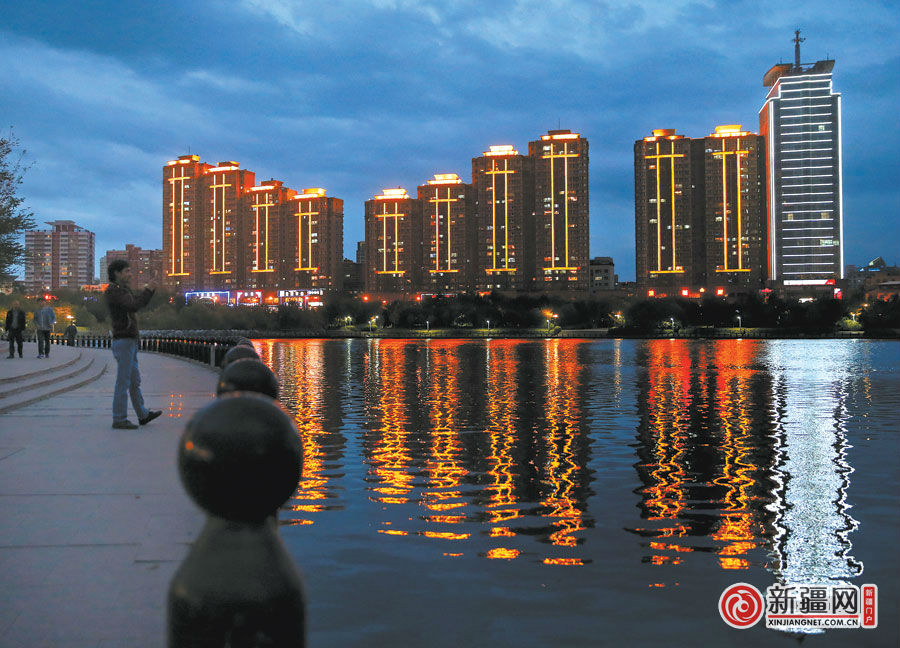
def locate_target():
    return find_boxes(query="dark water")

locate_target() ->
[253,338,900,647]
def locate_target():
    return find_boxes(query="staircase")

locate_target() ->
[0,345,108,414]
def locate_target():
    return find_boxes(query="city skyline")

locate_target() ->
[1,2,898,281]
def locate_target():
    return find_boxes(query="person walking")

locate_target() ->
[105,259,161,430]
[34,297,56,359]
[4,300,26,358]
[64,321,78,346]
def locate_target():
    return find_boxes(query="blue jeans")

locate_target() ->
[112,338,149,423]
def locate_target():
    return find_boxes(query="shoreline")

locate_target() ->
[167,327,899,341]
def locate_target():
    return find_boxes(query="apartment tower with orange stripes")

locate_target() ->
[417,174,475,292]
[285,188,344,291]
[471,145,535,292]
[364,188,424,294]
[702,125,767,291]
[634,130,706,295]
[528,130,589,291]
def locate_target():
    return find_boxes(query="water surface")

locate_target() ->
[253,338,899,647]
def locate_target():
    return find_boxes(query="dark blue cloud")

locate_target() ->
[1,0,897,280]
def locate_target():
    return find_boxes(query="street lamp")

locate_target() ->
[486,319,491,331]
[669,317,675,333]
[426,319,430,332]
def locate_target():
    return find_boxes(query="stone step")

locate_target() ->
[0,351,109,414]
[0,355,98,400]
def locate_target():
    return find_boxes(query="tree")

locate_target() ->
[0,131,36,282]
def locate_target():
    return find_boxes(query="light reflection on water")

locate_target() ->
[252,338,896,608]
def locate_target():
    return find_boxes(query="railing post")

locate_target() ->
[167,394,305,645]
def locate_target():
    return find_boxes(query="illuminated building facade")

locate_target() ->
[702,126,767,290]
[103,244,163,291]
[529,130,589,291]
[472,146,535,292]
[364,188,423,293]
[163,155,344,296]
[163,155,210,292]
[634,130,705,294]
[243,180,294,291]
[201,161,255,290]
[24,220,95,293]
[286,188,344,291]
[760,33,843,289]
[417,174,475,292]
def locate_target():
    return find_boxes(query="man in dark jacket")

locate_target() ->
[105,260,162,429]
[4,300,26,358]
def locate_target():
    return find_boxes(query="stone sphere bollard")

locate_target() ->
[235,337,255,347]
[221,344,260,371]
[217,358,279,400]
[167,393,305,647]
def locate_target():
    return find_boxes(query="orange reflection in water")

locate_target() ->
[367,340,414,505]
[255,339,328,525]
[541,340,587,550]
[641,340,693,534]
[422,341,468,518]
[710,340,760,570]
[484,340,519,516]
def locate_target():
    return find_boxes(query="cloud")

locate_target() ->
[180,69,276,94]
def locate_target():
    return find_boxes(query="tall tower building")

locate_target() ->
[286,187,344,291]
[634,130,705,294]
[760,32,842,289]
[703,125,767,291]
[24,220,95,293]
[103,244,164,291]
[417,173,475,293]
[472,145,534,292]
[364,188,423,294]
[163,155,211,292]
[243,180,294,291]
[529,130,589,291]
[202,161,255,291]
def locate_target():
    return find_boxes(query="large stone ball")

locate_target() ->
[221,344,259,371]
[217,358,279,400]
[178,393,302,522]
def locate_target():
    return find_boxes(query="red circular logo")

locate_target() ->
[719,583,764,629]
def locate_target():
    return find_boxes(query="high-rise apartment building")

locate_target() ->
[24,220,95,293]
[472,145,535,292]
[364,188,423,294]
[202,161,256,291]
[634,130,705,293]
[162,154,344,294]
[103,244,164,291]
[760,32,843,288]
[163,155,211,292]
[244,180,294,291]
[417,173,475,292]
[702,125,767,291]
[286,188,344,291]
[529,130,589,291]
[634,126,766,296]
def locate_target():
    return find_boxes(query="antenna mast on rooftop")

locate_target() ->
[793,29,805,70]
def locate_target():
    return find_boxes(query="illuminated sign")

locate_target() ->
[185,290,231,304]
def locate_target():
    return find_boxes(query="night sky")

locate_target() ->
[2,0,897,281]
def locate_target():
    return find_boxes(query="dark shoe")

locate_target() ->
[139,410,163,426]
[113,420,139,430]
[6,355,12,359]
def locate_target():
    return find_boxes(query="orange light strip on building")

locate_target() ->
[485,156,516,273]
[428,186,459,273]
[294,199,320,271]
[644,141,685,273]
[375,199,406,275]
[168,166,191,276]
[711,130,750,273]
[483,145,518,157]
[209,173,232,274]
[251,190,276,272]
[541,140,580,272]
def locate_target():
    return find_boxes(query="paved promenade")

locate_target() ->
[0,343,216,647]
